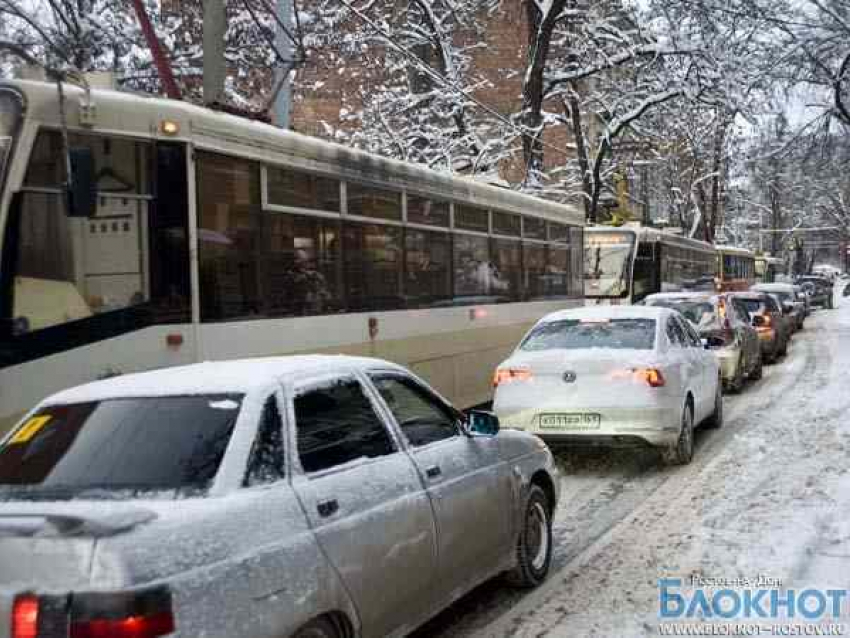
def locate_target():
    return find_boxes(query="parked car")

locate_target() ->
[644,292,762,393]
[729,292,791,363]
[796,275,834,309]
[0,356,560,638]
[492,306,722,466]
[751,283,806,331]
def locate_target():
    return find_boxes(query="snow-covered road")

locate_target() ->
[416,281,850,638]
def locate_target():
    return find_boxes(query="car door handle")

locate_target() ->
[317,499,339,518]
[426,465,442,479]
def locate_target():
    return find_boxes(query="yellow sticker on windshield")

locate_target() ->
[8,415,52,444]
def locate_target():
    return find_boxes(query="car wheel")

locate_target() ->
[292,617,340,638]
[505,485,552,588]
[704,381,723,429]
[664,402,694,466]
[750,353,763,381]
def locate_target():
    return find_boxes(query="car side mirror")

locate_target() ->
[466,410,500,437]
[66,147,97,218]
[703,336,725,349]
[782,302,794,314]
[752,315,766,328]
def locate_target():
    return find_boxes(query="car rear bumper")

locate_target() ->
[497,406,681,449]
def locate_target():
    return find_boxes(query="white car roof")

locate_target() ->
[752,283,796,291]
[539,305,675,324]
[41,355,404,406]
[644,292,718,302]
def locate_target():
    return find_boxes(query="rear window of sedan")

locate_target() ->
[647,300,717,328]
[520,318,656,351]
[0,394,243,499]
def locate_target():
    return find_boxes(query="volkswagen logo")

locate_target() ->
[562,371,577,383]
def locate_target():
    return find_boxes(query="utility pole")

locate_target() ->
[273,0,293,128]
[203,0,226,105]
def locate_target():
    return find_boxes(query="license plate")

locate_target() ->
[538,413,601,430]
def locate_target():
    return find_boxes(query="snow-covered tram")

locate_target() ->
[0,79,584,432]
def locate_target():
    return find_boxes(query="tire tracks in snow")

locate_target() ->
[416,311,836,638]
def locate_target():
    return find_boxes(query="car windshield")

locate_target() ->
[0,88,23,205]
[0,394,243,500]
[646,300,716,329]
[521,318,656,351]
[583,232,635,298]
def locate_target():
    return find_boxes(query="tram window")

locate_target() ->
[4,136,188,366]
[407,195,449,227]
[523,216,547,240]
[197,152,262,321]
[633,241,656,301]
[523,243,547,299]
[454,205,489,233]
[492,211,520,237]
[266,166,340,213]
[346,183,401,221]
[453,233,491,297]
[549,222,570,243]
[546,246,570,296]
[24,130,151,194]
[343,222,403,311]
[570,227,584,296]
[491,238,521,301]
[405,229,451,306]
[264,213,342,317]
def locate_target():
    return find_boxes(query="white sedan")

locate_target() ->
[493,306,722,464]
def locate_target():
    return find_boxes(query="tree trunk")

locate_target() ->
[565,85,591,221]
[521,0,568,182]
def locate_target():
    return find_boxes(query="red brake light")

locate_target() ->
[69,587,174,638]
[12,595,39,638]
[70,612,175,638]
[634,368,666,387]
[493,367,533,386]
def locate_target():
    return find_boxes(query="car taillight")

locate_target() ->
[718,297,731,330]
[760,314,772,327]
[70,587,175,638]
[12,595,38,638]
[634,368,666,387]
[493,367,533,386]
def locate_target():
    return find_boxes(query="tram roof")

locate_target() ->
[4,79,583,226]
[585,225,716,252]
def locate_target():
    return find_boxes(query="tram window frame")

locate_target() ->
[1,130,190,367]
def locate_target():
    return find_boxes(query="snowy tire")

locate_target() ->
[727,359,744,394]
[506,485,552,588]
[704,382,723,430]
[292,617,341,638]
[664,402,694,466]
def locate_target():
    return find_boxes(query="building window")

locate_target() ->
[266,166,340,213]
[197,152,262,321]
[454,205,489,233]
[404,229,451,306]
[347,183,402,221]
[407,195,449,227]
[343,222,403,311]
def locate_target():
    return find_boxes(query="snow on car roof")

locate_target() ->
[644,292,718,302]
[41,355,402,406]
[538,305,674,324]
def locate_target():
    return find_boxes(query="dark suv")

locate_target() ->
[796,275,834,309]
[730,292,791,364]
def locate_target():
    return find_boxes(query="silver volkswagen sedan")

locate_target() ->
[0,356,560,638]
